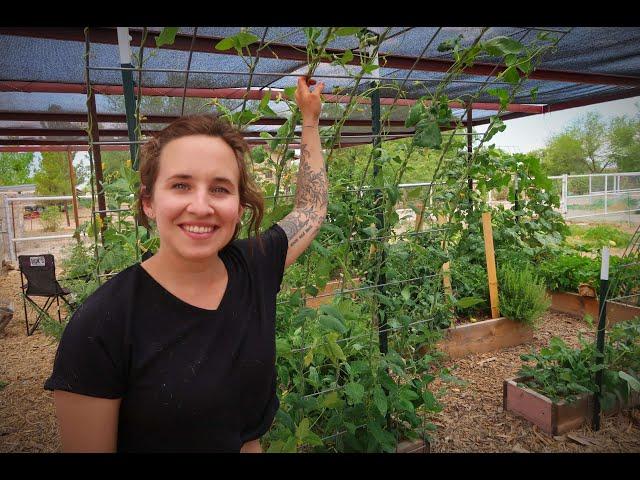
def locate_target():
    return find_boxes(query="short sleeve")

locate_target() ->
[240,390,280,443]
[44,301,126,399]
[243,223,289,293]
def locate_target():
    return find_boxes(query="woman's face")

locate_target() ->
[142,134,244,262]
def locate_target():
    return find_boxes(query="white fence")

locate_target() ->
[549,172,640,222]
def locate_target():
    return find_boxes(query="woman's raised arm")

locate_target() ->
[278,76,328,269]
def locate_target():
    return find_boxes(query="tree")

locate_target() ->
[0,152,34,186]
[540,130,587,175]
[576,112,610,173]
[33,152,86,196]
[608,114,640,172]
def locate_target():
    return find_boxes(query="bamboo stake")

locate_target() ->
[482,211,500,318]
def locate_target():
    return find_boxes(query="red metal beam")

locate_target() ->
[544,86,640,113]
[1,27,639,87]
[0,145,129,152]
[0,111,409,127]
[0,81,544,113]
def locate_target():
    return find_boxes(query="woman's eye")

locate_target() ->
[212,186,229,194]
[172,183,189,190]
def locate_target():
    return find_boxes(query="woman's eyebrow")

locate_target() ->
[166,174,193,181]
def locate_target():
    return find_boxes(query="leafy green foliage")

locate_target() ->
[498,264,550,326]
[40,206,63,232]
[519,318,640,409]
[538,253,600,292]
[0,152,34,185]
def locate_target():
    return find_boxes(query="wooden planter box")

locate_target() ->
[396,438,429,453]
[503,376,640,436]
[550,291,640,327]
[435,317,533,360]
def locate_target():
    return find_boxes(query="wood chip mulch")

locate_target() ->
[1,268,639,453]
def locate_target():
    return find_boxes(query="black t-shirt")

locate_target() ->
[44,223,289,452]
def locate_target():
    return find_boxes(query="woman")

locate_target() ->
[44,76,327,453]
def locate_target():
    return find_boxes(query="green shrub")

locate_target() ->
[538,253,600,292]
[519,318,640,408]
[498,263,550,326]
[40,205,63,232]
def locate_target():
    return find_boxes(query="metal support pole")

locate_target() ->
[87,92,107,241]
[561,174,568,216]
[589,175,592,196]
[513,174,520,223]
[604,174,608,215]
[367,37,387,356]
[592,247,610,431]
[66,147,80,237]
[467,106,473,210]
[117,27,140,169]
[3,195,16,263]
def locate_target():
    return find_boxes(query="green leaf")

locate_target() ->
[413,119,442,149]
[487,87,510,109]
[335,27,363,37]
[362,63,379,74]
[530,87,539,102]
[484,36,524,56]
[155,27,179,48]
[304,348,314,367]
[373,385,387,417]
[318,314,348,335]
[619,371,640,392]
[404,101,424,128]
[236,31,259,48]
[215,37,235,51]
[401,287,411,302]
[367,421,396,452]
[344,382,365,405]
[275,409,296,433]
[422,390,439,410]
[250,146,268,164]
[321,391,344,409]
[339,49,354,65]
[455,296,485,309]
[284,86,297,99]
[502,66,520,85]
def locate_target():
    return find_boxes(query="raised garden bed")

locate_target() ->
[550,291,640,327]
[503,376,640,436]
[418,317,533,360]
[396,438,429,453]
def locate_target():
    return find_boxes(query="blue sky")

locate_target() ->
[475,96,640,154]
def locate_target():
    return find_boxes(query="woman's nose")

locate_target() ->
[186,189,214,215]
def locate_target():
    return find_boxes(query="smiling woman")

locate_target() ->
[43,77,328,453]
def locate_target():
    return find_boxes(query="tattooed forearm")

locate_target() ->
[278,143,328,247]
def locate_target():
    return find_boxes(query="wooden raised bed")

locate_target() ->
[436,317,533,360]
[550,291,640,327]
[396,438,429,453]
[503,376,640,436]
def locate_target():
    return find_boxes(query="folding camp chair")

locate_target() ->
[18,254,71,336]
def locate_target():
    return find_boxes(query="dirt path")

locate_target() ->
[1,267,638,453]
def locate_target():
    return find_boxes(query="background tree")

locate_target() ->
[0,152,34,185]
[608,113,640,172]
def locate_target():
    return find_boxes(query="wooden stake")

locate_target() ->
[482,211,500,318]
[438,215,453,296]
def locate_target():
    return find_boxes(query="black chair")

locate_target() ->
[18,254,71,336]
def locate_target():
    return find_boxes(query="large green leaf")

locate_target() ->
[155,27,179,47]
[335,27,363,37]
[318,314,348,334]
[619,371,640,392]
[404,102,425,128]
[344,382,365,405]
[413,119,442,149]
[373,385,388,417]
